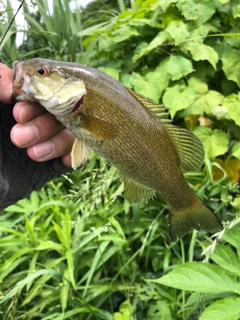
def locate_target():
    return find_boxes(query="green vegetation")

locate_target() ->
[0,0,240,319]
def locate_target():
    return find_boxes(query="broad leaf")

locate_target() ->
[167,56,194,80]
[193,127,229,159]
[131,58,170,101]
[222,93,240,125]
[166,20,189,42]
[163,84,196,117]
[133,30,169,61]
[232,142,240,159]
[177,0,216,23]
[199,297,240,320]
[209,244,240,276]
[182,41,219,69]
[221,48,240,86]
[180,90,223,116]
[149,262,240,294]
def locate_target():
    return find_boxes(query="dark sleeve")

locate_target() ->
[0,103,71,210]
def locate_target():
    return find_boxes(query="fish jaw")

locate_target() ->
[12,60,87,117]
[12,61,32,101]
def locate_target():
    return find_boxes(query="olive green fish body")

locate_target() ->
[12,58,223,240]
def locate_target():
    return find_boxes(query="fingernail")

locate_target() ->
[13,124,39,147]
[33,141,55,159]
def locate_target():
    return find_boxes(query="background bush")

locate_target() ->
[0,0,240,319]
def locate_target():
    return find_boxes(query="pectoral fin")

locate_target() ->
[81,114,116,139]
[71,138,90,170]
[123,176,156,203]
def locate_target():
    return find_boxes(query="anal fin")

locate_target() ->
[71,138,90,170]
[123,176,156,203]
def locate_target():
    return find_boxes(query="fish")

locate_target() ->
[12,58,223,241]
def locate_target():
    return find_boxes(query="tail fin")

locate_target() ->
[169,197,223,241]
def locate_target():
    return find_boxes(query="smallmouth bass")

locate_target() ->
[12,58,223,241]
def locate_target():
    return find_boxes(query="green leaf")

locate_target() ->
[167,55,194,80]
[177,0,216,23]
[232,2,240,18]
[180,90,223,116]
[193,127,229,159]
[232,142,240,159]
[0,269,61,305]
[131,58,170,102]
[60,268,70,313]
[133,30,168,61]
[163,84,196,117]
[221,48,240,86]
[199,297,240,320]
[166,20,190,43]
[222,93,240,125]
[111,25,139,43]
[188,77,208,95]
[222,228,240,251]
[98,67,119,80]
[182,41,219,69]
[209,244,240,276]
[158,0,178,11]
[149,262,240,294]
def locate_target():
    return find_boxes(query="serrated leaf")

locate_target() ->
[149,262,240,294]
[133,30,168,61]
[177,0,216,23]
[222,93,240,126]
[193,127,229,159]
[180,90,223,116]
[221,49,240,86]
[131,58,170,101]
[166,21,190,43]
[158,0,178,11]
[182,41,219,69]
[163,84,196,117]
[199,297,240,320]
[111,25,139,43]
[209,244,240,276]
[188,77,208,94]
[167,55,194,80]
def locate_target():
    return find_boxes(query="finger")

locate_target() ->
[0,64,13,103]
[11,112,64,148]
[13,101,46,124]
[61,153,72,167]
[27,128,75,164]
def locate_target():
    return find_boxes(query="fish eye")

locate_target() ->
[36,66,49,76]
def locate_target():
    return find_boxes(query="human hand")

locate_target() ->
[0,63,74,167]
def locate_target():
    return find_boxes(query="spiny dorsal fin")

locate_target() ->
[125,87,172,123]
[123,176,156,203]
[71,138,90,170]
[164,124,204,172]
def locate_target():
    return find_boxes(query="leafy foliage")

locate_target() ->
[0,0,240,319]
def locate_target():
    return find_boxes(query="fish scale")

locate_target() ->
[12,58,223,241]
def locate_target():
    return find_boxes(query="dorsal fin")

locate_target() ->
[164,124,204,172]
[125,87,172,123]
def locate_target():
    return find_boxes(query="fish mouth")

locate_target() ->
[12,61,25,99]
